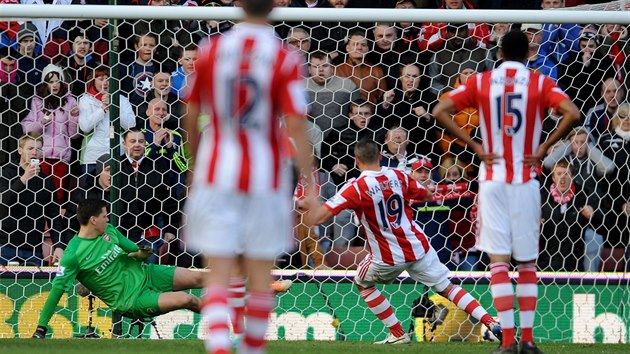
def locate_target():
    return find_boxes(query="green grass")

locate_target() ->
[0,339,628,354]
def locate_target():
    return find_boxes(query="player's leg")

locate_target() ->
[204,256,237,354]
[476,181,517,352]
[158,291,201,313]
[511,180,543,354]
[229,258,247,337]
[238,191,293,353]
[241,257,276,354]
[355,254,410,344]
[172,267,205,291]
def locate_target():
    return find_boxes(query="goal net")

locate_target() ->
[0,0,628,343]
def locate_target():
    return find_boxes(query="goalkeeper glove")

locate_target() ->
[32,326,47,339]
[128,246,153,260]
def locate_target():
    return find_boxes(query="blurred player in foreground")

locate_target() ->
[306,139,502,345]
[33,199,205,338]
[432,30,580,354]
[183,0,316,353]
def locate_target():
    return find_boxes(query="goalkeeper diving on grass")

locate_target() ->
[32,198,205,338]
[33,198,292,338]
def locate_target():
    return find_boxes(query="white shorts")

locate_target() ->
[477,180,541,262]
[184,186,292,260]
[355,247,451,292]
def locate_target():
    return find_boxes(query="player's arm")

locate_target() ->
[285,116,315,190]
[108,224,152,260]
[432,97,476,147]
[406,175,433,202]
[305,204,335,226]
[526,98,580,164]
[282,50,316,209]
[34,254,79,338]
[306,181,360,227]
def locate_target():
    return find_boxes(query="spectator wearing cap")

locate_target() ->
[428,23,488,96]
[436,62,479,173]
[21,64,80,204]
[0,47,28,165]
[540,0,583,64]
[522,23,559,80]
[559,29,616,115]
[63,153,111,243]
[60,27,99,98]
[584,78,625,141]
[408,156,455,268]
[15,22,47,89]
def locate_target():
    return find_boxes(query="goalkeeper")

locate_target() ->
[33,198,205,338]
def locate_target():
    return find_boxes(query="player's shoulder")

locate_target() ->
[104,224,121,239]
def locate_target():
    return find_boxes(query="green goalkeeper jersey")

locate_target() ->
[38,224,147,327]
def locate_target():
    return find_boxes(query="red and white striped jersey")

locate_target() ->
[324,168,431,266]
[448,61,568,184]
[187,23,307,194]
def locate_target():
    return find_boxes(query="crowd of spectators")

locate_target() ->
[0,0,628,273]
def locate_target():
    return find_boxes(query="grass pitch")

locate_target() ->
[0,339,627,354]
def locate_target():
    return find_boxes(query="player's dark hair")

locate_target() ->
[500,30,529,62]
[242,0,274,18]
[354,138,380,164]
[76,199,109,226]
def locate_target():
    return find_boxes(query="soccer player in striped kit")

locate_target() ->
[306,139,502,345]
[432,30,580,354]
[183,0,316,353]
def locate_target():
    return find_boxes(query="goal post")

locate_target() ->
[0,4,629,23]
[0,0,628,343]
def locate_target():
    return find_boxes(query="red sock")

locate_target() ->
[445,285,493,326]
[490,262,515,347]
[360,287,405,337]
[202,286,231,354]
[517,262,538,344]
[241,291,274,354]
[228,277,247,335]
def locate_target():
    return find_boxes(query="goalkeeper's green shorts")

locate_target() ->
[127,264,176,319]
